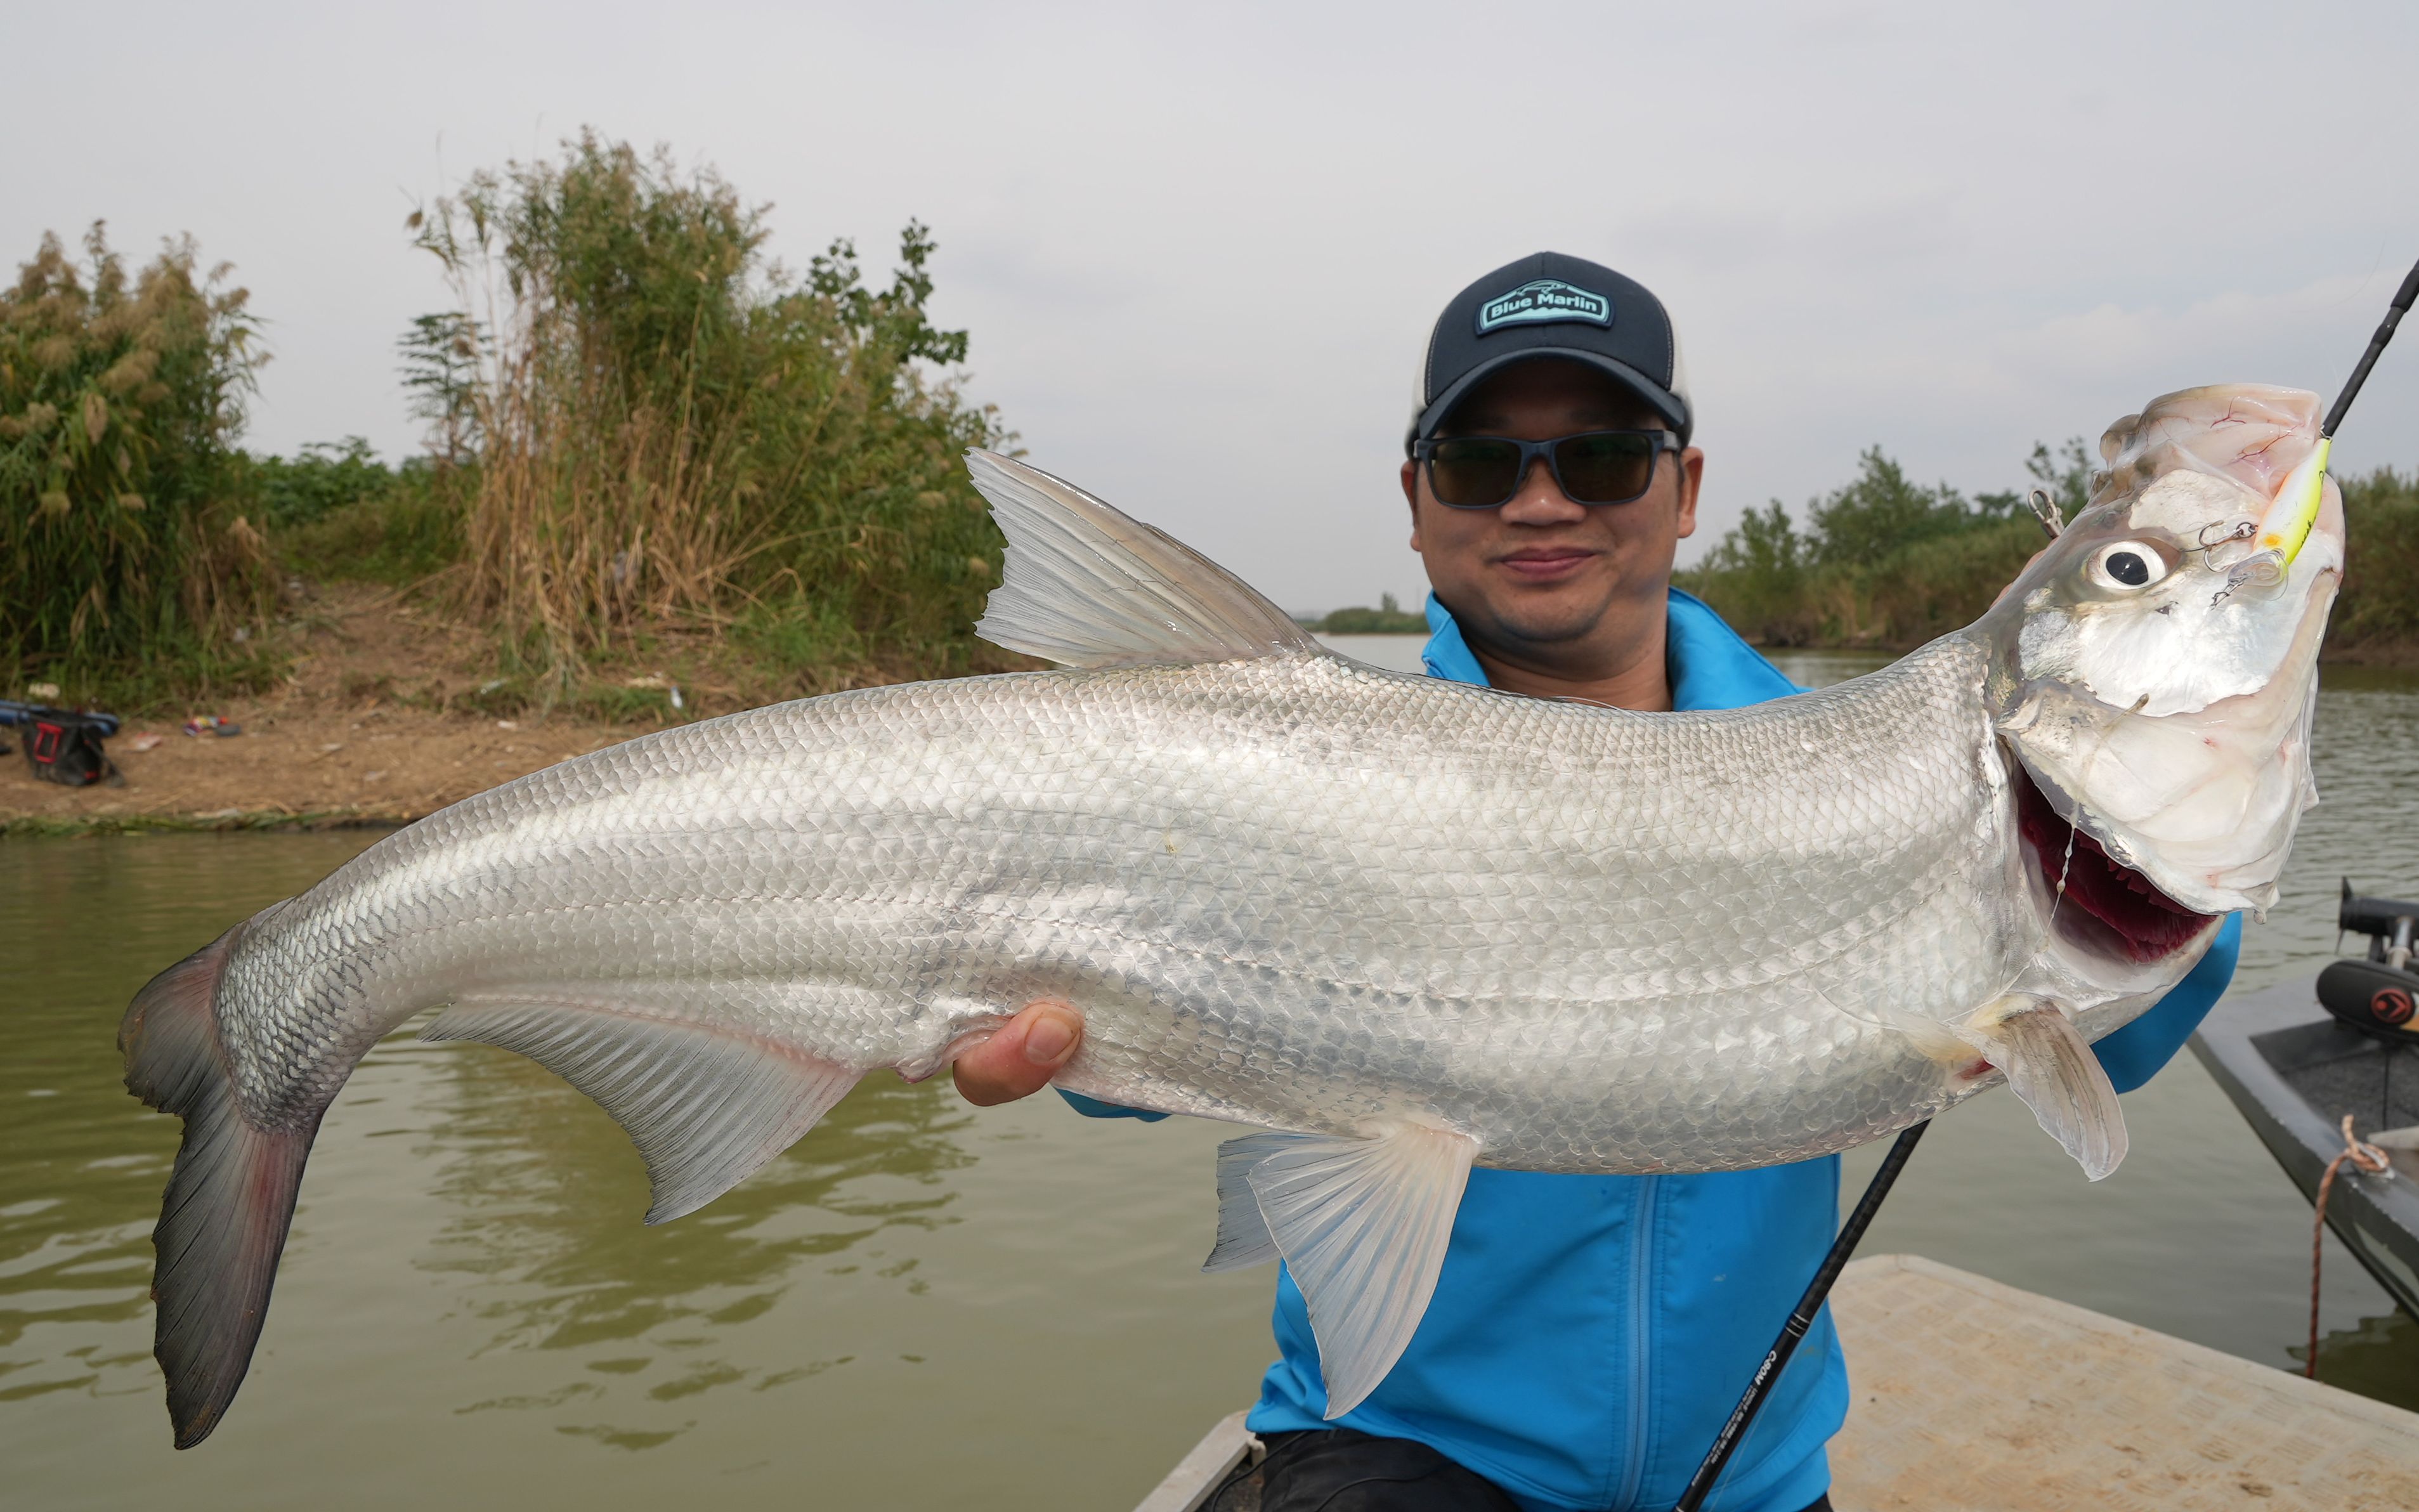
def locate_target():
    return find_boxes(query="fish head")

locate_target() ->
[1979,384,2343,938]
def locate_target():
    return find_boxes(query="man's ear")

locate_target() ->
[1672,448,1704,541]
[1401,458,1423,551]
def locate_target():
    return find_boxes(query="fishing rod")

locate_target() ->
[1674,251,2419,1512]
[1673,1121,1927,1512]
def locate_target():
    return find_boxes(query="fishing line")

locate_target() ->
[2322,254,2419,441]
[2051,821,2078,924]
[1674,255,2419,1512]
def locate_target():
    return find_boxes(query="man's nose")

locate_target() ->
[1497,456,1586,525]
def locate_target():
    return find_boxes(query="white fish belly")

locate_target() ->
[221,637,2025,1173]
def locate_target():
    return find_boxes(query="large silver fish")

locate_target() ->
[121,383,2341,1445]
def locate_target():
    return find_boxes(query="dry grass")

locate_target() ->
[411,132,1014,696]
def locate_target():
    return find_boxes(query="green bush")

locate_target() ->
[1684,446,2031,649]
[1856,518,2042,646]
[0,225,275,697]
[1684,500,1811,645]
[411,131,1012,688]
[2331,467,2419,658]
[1319,593,1427,634]
[242,436,392,528]
[1685,441,2089,650]
[281,457,466,587]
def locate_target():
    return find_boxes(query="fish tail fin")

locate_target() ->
[120,921,321,1449]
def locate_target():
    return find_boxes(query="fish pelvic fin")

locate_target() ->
[1210,1121,1478,1421]
[964,448,1324,668]
[119,915,320,1450]
[421,1000,860,1223]
[1957,996,2129,1182]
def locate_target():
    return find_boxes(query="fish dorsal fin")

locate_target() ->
[1207,1123,1478,1419]
[1957,996,2129,1181]
[422,998,861,1223]
[965,449,1322,668]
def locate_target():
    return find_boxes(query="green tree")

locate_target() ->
[1319,591,1428,634]
[1808,448,1972,569]
[398,313,480,465]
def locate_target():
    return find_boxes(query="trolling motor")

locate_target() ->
[0,699,122,786]
[2321,881,2419,1044]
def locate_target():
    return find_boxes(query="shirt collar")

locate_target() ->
[1419,589,1799,712]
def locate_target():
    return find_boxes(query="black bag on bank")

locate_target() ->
[1,701,120,786]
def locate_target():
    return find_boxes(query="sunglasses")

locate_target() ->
[1413,429,1681,510]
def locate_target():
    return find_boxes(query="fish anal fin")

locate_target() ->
[1958,996,2129,1180]
[422,1001,861,1223]
[965,449,1323,668]
[1203,1133,1286,1273]
[1218,1121,1478,1419]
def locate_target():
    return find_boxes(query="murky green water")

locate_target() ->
[4,649,2414,1508]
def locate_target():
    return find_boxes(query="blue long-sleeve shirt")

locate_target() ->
[1069,589,2239,1511]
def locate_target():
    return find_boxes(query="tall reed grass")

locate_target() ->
[0,225,275,694]
[412,132,1011,690]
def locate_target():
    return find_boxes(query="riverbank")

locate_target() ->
[2,583,653,835]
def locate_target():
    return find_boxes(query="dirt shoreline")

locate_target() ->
[3,585,658,837]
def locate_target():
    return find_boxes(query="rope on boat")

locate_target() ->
[2307,1113,2392,1381]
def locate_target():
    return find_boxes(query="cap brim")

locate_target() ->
[1407,349,1690,452]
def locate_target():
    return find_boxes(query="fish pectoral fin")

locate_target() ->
[422,1000,860,1223]
[1212,1121,1478,1421]
[1957,996,2129,1181]
[964,448,1324,668]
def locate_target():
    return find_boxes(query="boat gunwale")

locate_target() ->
[2189,978,2419,1317]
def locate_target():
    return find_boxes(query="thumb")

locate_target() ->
[953,1000,1083,1106]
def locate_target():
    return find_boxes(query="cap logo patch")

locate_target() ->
[1476,278,1613,335]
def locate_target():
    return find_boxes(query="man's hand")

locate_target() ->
[952,1000,1084,1105]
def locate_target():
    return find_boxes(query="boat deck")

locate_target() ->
[1825,1255,2417,1509]
[1138,1253,2419,1511]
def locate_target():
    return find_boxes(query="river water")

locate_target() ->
[3,639,2413,1509]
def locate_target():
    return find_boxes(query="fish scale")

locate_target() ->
[121,396,2340,1440]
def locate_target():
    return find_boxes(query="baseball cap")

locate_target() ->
[1407,252,1693,452]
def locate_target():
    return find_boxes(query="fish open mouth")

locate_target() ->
[2012,761,2216,963]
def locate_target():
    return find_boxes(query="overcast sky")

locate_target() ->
[9,1,2415,613]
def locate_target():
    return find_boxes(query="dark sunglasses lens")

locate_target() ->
[1428,438,1523,507]
[1553,433,1657,502]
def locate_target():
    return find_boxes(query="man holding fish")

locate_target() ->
[128,249,2346,1512]
[954,253,2244,1512]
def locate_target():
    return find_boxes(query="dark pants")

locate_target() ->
[1203,1428,1833,1512]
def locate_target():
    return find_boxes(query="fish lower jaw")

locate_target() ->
[2011,756,2220,967]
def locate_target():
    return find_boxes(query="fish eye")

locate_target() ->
[2085,540,2170,591]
